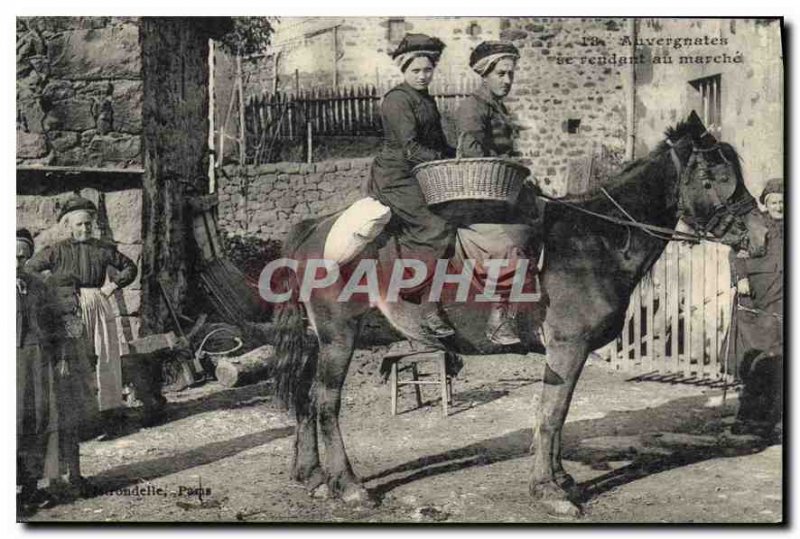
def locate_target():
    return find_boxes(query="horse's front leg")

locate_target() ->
[530,338,589,516]
[313,316,374,506]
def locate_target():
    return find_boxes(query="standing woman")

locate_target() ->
[726,178,784,438]
[455,41,540,345]
[17,229,56,512]
[368,33,456,337]
[27,196,138,435]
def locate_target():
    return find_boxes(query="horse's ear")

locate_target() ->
[687,110,717,145]
[687,110,706,132]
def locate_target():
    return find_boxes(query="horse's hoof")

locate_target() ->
[541,499,583,518]
[310,483,330,499]
[530,480,583,517]
[293,466,326,492]
[341,484,376,508]
[554,472,582,500]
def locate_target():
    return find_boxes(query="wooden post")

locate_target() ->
[236,54,246,164]
[306,120,313,164]
[411,364,422,409]
[439,353,448,417]
[218,73,237,170]
[332,26,339,89]
[633,283,642,371]
[390,362,398,416]
[272,50,280,93]
[645,272,655,373]
[208,38,216,193]
[669,244,680,373]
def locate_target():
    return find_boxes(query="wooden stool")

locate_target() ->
[381,350,455,417]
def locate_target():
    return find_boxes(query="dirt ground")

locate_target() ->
[27,351,783,524]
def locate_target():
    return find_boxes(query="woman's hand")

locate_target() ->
[101,282,118,298]
[736,278,751,296]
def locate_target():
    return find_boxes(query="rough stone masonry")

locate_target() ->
[217,158,372,242]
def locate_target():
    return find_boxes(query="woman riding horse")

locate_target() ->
[367,33,457,338]
[455,41,541,345]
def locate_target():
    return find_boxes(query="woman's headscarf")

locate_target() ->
[470,41,520,76]
[58,195,97,222]
[760,177,784,204]
[390,33,446,72]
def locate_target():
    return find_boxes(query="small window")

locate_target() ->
[388,18,406,43]
[689,75,722,136]
[567,119,581,134]
[467,22,481,37]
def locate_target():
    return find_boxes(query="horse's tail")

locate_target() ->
[272,219,321,411]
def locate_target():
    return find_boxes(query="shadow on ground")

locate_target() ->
[365,394,774,504]
[87,425,294,495]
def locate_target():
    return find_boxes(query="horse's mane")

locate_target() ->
[555,119,743,206]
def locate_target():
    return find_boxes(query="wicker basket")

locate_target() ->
[412,157,530,206]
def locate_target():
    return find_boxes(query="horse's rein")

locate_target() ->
[537,192,707,243]
[537,136,712,244]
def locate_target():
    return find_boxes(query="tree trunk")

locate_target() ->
[140,18,211,334]
[215,345,275,388]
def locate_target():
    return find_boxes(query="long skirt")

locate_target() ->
[79,288,123,411]
[454,223,536,295]
[17,344,52,486]
[43,338,94,483]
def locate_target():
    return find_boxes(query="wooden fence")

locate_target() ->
[597,241,736,382]
[243,81,479,164]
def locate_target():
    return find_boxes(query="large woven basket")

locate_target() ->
[412,157,530,206]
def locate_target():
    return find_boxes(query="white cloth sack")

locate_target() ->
[323,197,391,265]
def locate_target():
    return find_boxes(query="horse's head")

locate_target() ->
[668,111,766,256]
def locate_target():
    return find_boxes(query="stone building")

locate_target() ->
[17,16,228,335]
[214,17,783,243]
[228,17,502,98]
[632,18,783,197]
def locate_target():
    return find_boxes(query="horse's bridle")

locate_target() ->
[541,134,753,247]
[675,140,756,249]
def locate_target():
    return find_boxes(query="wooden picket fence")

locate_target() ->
[244,80,480,164]
[597,241,736,383]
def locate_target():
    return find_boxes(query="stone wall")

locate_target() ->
[16,173,144,339]
[633,18,783,199]
[500,17,632,196]
[217,158,372,242]
[16,17,143,168]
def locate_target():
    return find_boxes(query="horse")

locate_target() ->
[267,111,759,515]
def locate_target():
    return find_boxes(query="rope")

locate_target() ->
[537,192,709,244]
[599,186,674,242]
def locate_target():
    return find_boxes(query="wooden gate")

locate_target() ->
[597,241,736,381]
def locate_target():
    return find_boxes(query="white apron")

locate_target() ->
[79,288,123,411]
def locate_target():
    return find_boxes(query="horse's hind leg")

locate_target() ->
[291,382,325,491]
[313,315,373,506]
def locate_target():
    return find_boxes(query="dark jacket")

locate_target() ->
[26,238,137,289]
[17,272,60,348]
[730,215,783,315]
[456,85,516,158]
[452,84,539,226]
[725,215,783,377]
[370,82,454,192]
